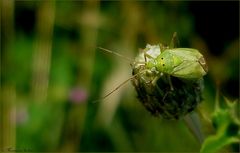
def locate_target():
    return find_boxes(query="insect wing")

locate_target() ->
[169,48,203,61]
[171,60,207,79]
[167,48,207,79]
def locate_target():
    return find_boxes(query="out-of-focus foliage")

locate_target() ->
[1,1,239,152]
[200,96,240,153]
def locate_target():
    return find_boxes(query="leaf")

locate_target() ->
[200,97,240,153]
[200,131,239,153]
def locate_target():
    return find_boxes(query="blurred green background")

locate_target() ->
[1,1,239,152]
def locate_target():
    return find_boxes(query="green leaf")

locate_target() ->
[200,131,239,153]
[200,97,240,153]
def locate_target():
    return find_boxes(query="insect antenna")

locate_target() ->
[92,70,147,103]
[98,47,134,63]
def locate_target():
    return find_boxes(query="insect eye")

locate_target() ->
[162,64,165,66]
[161,58,163,60]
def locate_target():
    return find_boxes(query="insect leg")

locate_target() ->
[169,32,180,49]
[162,91,170,101]
[168,75,174,91]
[151,75,161,86]
[143,52,155,63]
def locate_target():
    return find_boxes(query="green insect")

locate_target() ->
[96,35,208,145]
[131,42,207,119]
[95,33,208,107]
[144,48,208,80]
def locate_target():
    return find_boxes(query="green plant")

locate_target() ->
[200,93,240,153]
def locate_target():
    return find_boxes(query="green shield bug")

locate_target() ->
[96,33,208,119]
